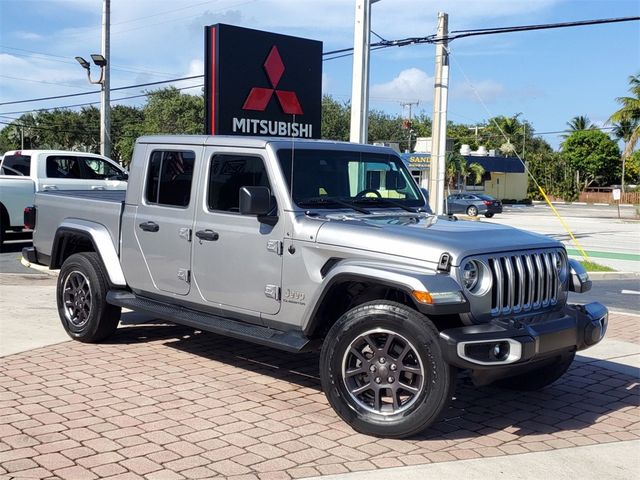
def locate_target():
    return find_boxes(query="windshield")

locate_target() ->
[277,148,423,210]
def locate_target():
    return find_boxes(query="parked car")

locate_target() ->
[446,193,502,218]
[476,194,503,218]
[0,150,128,249]
[25,135,606,438]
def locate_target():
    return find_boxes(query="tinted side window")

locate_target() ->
[2,155,31,176]
[208,155,270,212]
[81,158,123,179]
[46,156,83,179]
[145,150,195,207]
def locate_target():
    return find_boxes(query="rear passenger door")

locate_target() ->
[133,148,201,296]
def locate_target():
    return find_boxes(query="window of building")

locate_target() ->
[145,150,195,207]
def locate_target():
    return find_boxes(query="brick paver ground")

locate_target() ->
[1,313,638,479]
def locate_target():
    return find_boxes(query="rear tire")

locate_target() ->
[320,301,456,438]
[495,352,575,391]
[57,252,121,343]
[466,205,478,217]
[484,213,494,218]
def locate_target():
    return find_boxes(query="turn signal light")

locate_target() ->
[412,291,434,304]
[412,290,465,305]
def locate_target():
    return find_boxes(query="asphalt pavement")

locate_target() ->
[489,203,639,272]
[569,278,640,315]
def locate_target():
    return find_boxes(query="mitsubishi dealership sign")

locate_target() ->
[204,24,322,138]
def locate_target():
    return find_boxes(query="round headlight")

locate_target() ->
[462,261,479,291]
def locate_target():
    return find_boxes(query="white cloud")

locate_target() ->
[15,32,44,41]
[371,68,433,103]
[182,59,205,95]
[454,79,505,103]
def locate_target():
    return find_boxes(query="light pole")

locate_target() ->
[349,0,381,144]
[75,0,110,157]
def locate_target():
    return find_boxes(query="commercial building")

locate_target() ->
[400,138,528,200]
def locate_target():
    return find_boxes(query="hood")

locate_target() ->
[314,212,561,266]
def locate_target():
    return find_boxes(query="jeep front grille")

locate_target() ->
[488,250,563,316]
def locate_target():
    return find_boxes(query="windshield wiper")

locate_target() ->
[298,197,372,215]
[352,197,419,213]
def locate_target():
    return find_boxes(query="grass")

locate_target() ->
[579,260,615,272]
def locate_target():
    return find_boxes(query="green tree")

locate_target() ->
[445,152,484,192]
[566,115,594,133]
[321,95,350,141]
[608,73,640,191]
[561,129,620,190]
[142,87,204,135]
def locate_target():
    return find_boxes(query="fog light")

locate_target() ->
[490,342,510,361]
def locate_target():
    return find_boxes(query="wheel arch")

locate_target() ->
[302,261,467,338]
[52,220,126,287]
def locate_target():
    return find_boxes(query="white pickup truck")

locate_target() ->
[0,150,127,249]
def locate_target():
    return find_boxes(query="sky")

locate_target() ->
[0,0,638,150]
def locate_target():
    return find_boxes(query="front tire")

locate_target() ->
[320,301,456,438]
[466,205,478,216]
[57,252,121,343]
[495,352,575,391]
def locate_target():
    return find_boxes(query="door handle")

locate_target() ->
[195,229,219,241]
[42,185,58,191]
[139,221,159,232]
[91,186,106,190]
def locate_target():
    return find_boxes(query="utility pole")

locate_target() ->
[429,12,449,215]
[101,0,111,158]
[401,101,419,152]
[468,125,485,144]
[350,0,380,144]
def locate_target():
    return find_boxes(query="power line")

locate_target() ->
[0,76,203,106]
[1,15,637,111]
[0,45,178,78]
[0,85,204,116]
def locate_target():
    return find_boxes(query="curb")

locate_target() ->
[531,200,635,208]
[20,257,58,277]
[586,271,640,280]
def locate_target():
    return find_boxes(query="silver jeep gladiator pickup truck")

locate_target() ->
[24,135,607,438]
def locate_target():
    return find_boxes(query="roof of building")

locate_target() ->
[400,152,525,173]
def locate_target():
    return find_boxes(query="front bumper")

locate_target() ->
[439,302,608,371]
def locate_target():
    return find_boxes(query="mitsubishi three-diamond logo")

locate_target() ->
[205,24,321,137]
[242,46,304,115]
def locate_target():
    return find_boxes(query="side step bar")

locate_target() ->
[106,291,313,353]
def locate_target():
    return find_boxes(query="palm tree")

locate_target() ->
[566,115,594,132]
[608,73,640,192]
[445,152,485,192]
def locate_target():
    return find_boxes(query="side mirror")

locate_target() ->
[239,186,272,216]
[568,258,592,293]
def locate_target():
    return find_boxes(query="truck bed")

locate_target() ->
[33,190,125,263]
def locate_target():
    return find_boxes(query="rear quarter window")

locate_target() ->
[1,155,31,176]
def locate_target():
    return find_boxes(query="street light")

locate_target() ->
[75,54,106,85]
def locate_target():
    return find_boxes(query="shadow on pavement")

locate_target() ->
[106,319,639,441]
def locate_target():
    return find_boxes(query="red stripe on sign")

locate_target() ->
[210,27,216,134]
